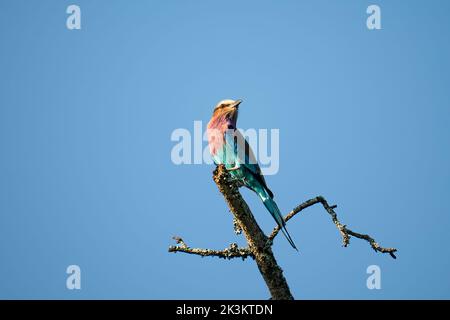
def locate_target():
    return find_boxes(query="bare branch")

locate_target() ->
[268,196,397,259]
[168,236,253,260]
[168,165,397,299]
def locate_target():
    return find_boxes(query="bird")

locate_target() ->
[206,99,298,250]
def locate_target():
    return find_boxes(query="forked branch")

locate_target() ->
[168,165,397,299]
[268,196,397,259]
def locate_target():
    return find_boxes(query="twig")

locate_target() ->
[268,196,397,259]
[168,236,253,260]
[233,218,243,235]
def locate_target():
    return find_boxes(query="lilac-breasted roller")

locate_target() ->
[207,99,298,250]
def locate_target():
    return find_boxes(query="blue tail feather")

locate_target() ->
[260,193,298,251]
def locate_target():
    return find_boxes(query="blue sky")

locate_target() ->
[0,0,449,299]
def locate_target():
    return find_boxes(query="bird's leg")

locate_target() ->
[227,163,240,171]
[221,164,244,187]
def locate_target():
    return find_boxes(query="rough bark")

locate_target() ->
[212,165,293,300]
[168,164,397,299]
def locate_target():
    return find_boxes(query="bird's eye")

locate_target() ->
[215,103,230,111]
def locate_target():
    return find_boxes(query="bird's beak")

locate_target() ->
[233,99,243,109]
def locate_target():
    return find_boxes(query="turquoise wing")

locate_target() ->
[223,129,274,198]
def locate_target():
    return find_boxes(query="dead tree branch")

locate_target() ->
[268,196,397,259]
[168,165,397,299]
[168,237,253,260]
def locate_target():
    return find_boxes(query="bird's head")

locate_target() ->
[211,99,242,124]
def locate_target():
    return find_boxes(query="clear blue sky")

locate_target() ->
[1,0,449,299]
